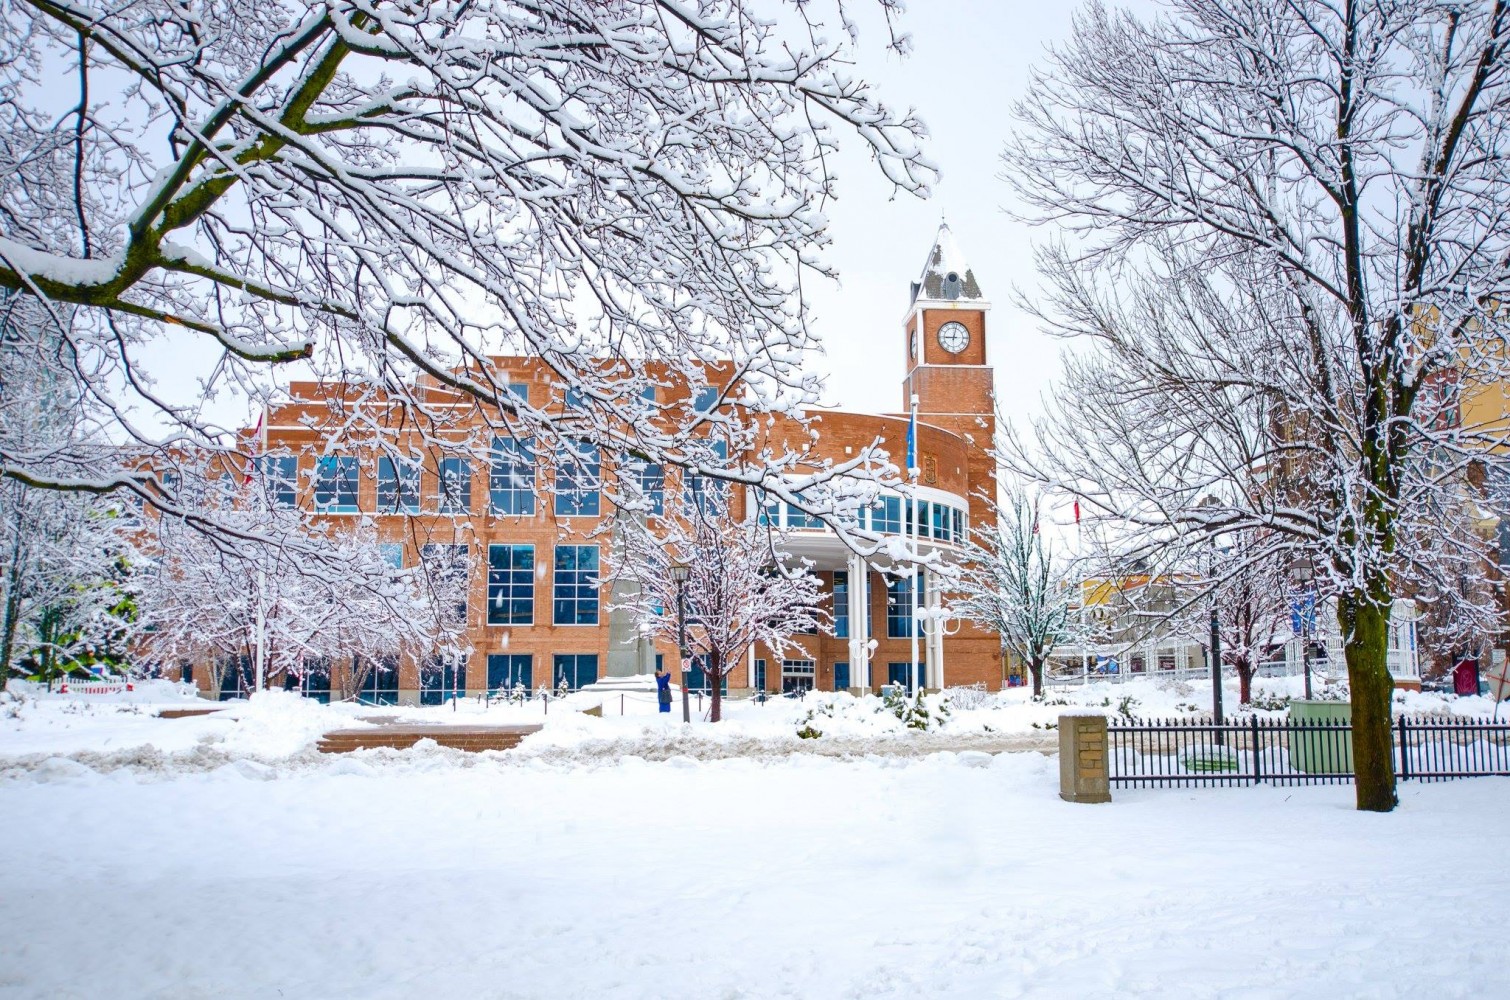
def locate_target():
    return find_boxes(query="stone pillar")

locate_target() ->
[1058,712,1111,804]
[847,554,870,693]
[606,577,653,678]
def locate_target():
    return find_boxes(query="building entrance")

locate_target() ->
[781,659,815,694]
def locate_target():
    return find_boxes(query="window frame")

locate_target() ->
[554,441,601,517]
[486,543,535,626]
[314,455,361,513]
[552,544,601,626]
[376,456,421,514]
[438,457,472,515]
[489,436,536,516]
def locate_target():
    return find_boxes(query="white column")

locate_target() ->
[747,645,757,690]
[847,553,869,692]
[852,558,870,691]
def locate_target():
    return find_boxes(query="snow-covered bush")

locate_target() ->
[944,684,991,711]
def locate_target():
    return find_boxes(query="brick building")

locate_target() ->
[191,224,1005,702]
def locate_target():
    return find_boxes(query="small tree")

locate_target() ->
[1,482,144,688]
[614,486,825,722]
[1165,533,1294,706]
[141,477,468,697]
[955,488,1072,698]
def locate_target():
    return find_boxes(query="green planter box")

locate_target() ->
[1287,699,1353,774]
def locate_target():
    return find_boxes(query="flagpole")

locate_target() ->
[909,393,919,696]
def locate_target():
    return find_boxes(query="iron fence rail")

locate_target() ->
[1107,715,1510,787]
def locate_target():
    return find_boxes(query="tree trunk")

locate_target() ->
[1030,659,1044,698]
[0,548,22,693]
[709,648,723,723]
[1237,663,1254,705]
[1338,592,1398,812]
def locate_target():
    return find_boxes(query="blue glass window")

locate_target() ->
[833,661,850,691]
[564,387,586,411]
[872,495,902,534]
[487,653,533,694]
[932,503,950,542]
[420,543,469,624]
[489,437,536,515]
[636,462,665,515]
[754,659,767,692]
[689,439,728,513]
[555,442,601,517]
[420,655,465,705]
[487,544,534,625]
[553,545,600,625]
[314,456,360,512]
[953,508,964,543]
[439,457,471,514]
[379,543,403,569]
[361,655,401,706]
[886,570,923,638]
[257,456,298,509]
[887,661,926,693]
[552,653,599,690]
[507,382,530,404]
[784,502,823,529]
[693,386,719,413]
[377,457,420,514]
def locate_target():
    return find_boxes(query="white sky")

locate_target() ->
[798,0,1091,431]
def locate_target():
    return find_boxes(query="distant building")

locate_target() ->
[174,225,1008,702]
[1048,572,1420,688]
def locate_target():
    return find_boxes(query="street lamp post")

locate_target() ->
[670,562,691,724]
[1290,558,1315,700]
[1209,601,1224,735]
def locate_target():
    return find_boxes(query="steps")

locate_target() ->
[316,724,542,754]
[157,707,227,720]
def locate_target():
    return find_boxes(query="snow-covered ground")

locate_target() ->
[2,675,1499,765]
[4,678,1508,999]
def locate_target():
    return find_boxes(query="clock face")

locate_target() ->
[937,321,970,354]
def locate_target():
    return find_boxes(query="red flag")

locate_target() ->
[242,410,264,485]
[1073,500,1081,524]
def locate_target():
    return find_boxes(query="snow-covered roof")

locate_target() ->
[911,222,984,303]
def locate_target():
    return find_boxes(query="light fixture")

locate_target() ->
[669,562,690,584]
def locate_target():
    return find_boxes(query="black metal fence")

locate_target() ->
[1107,715,1510,787]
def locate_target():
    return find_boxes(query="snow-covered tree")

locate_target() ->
[955,488,1073,698]
[612,484,825,722]
[1161,532,1296,706]
[0,480,144,688]
[1003,1,1510,812]
[0,0,932,550]
[140,472,468,697]
[1,291,144,688]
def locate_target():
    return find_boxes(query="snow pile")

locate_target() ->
[2,677,1506,772]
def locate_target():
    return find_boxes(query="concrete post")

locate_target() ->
[1058,712,1111,804]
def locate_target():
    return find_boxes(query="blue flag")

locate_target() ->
[906,406,916,474]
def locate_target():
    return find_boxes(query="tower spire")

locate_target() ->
[911,221,983,304]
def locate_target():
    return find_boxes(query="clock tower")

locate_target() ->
[899,223,996,518]
[903,222,993,420]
